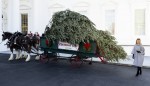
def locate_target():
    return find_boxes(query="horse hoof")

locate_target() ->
[9,54,14,61]
[22,55,27,59]
[25,59,30,62]
[35,56,40,60]
[8,58,14,61]
[19,55,22,59]
[25,58,30,62]
[16,57,20,60]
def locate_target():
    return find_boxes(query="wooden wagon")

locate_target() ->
[39,36,106,66]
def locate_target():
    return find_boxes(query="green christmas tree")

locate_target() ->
[45,10,127,61]
[94,30,127,61]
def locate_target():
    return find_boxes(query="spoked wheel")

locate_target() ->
[89,57,93,65]
[48,53,58,62]
[48,57,58,63]
[89,61,92,65]
[40,54,49,63]
[70,56,83,67]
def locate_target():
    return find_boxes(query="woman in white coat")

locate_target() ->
[131,38,145,76]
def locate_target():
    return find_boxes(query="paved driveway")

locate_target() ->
[0,54,150,86]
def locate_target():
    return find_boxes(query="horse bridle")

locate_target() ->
[0,33,7,44]
[1,32,18,46]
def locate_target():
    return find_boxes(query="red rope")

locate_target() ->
[95,54,106,63]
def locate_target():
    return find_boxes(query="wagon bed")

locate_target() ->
[39,37,105,65]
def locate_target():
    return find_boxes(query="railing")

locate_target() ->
[119,45,150,46]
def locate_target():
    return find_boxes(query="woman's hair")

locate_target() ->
[136,38,141,44]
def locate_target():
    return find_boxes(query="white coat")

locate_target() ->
[131,44,145,67]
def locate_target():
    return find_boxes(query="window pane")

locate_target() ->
[21,14,28,34]
[105,10,115,35]
[135,9,145,35]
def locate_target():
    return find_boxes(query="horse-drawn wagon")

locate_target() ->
[39,36,105,65]
[1,10,127,64]
[38,9,127,65]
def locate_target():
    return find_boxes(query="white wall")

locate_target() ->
[0,0,150,55]
[33,0,50,34]
[20,0,32,33]
[7,0,20,32]
[123,46,150,56]
[45,0,150,55]
[0,0,2,32]
[0,0,2,38]
[0,0,8,52]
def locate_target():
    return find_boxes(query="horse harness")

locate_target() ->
[6,32,27,47]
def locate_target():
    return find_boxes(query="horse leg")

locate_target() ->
[23,51,28,58]
[35,55,40,60]
[21,51,25,58]
[20,50,27,59]
[25,46,31,62]
[15,50,20,59]
[19,50,26,59]
[35,44,40,60]
[25,53,31,62]
[35,51,40,60]
[16,50,22,59]
[8,48,14,61]
[19,50,23,59]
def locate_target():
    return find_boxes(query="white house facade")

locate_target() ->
[0,0,150,56]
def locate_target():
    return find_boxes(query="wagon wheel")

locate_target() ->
[70,56,83,67]
[89,57,93,65]
[40,54,49,63]
[49,53,58,62]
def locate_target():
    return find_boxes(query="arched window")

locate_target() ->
[48,3,64,16]
[134,9,145,35]
[73,2,89,16]
[102,1,117,35]
[131,2,147,36]
[20,3,31,34]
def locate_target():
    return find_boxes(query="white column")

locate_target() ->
[32,0,50,35]
[0,0,2,32]
[115,1,133,45]
[0,0,7,52]
[7,0,20,32]
[147,1,150,42]
[0,0,2,51]
[32,0,39,33]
